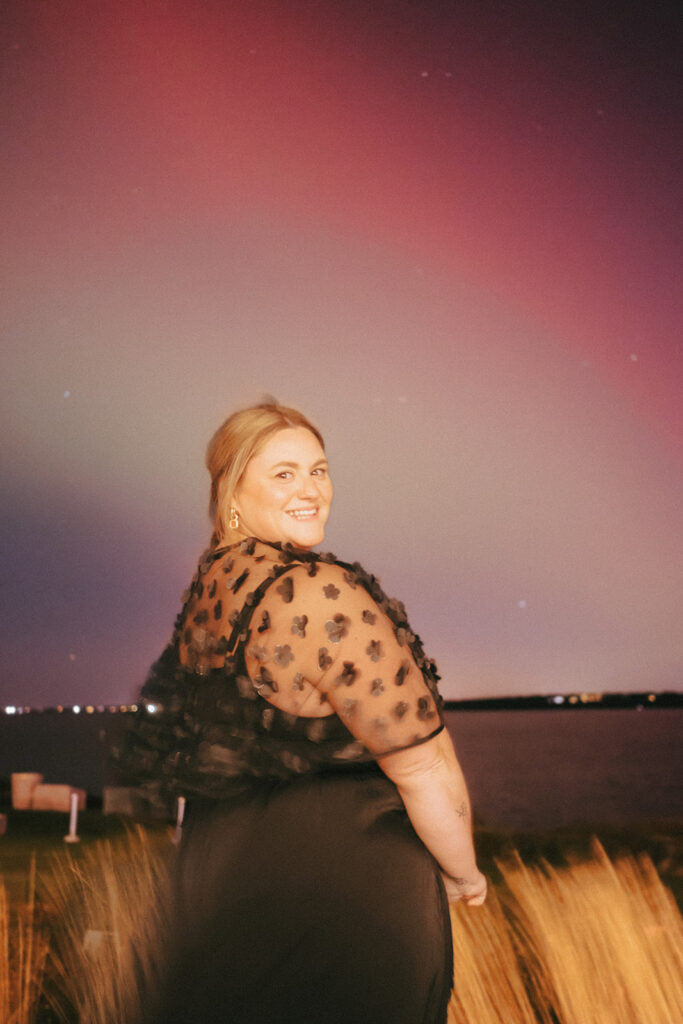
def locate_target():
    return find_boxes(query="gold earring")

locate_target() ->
[229,507,239,530]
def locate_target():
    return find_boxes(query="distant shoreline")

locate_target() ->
[445,690,682,711]
[2,690,680,716]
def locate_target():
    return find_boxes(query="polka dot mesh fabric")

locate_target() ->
[119,539,444,800]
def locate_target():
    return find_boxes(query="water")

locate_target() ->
[445,707,682,829]
[1,708,680,830]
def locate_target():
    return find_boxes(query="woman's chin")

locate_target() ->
[284,522,325,550]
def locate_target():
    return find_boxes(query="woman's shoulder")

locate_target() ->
[225,541,439,696]
[191,539,406,620]
[272,548,416,641]
[266,547,441,692]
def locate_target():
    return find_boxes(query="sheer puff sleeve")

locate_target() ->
[244,561,444,757]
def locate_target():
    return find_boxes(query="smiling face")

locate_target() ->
[231,427,333,550]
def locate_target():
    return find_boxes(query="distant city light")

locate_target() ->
[0,693,672,716]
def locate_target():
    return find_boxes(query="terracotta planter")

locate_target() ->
[11,772,43,809]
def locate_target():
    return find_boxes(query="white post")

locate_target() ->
[173,795,186,845]
[64,790,80,843]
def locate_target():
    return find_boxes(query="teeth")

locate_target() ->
[287,510,317,519]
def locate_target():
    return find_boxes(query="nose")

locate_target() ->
[297,475,317,498]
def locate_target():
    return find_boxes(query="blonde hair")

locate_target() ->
[206,402,325,544]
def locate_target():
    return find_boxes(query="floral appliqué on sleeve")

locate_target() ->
[291,615,308,638]
[335,661,358,687]
[318,648,333,671]
[276,576,294,603]
[325,614,350,643]
[273,644,294,668]
[366,640,384,662]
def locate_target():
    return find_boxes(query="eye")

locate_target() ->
[276,471,293,480]
[312,467,328,477]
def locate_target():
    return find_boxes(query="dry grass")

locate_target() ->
[495,839,683,1024]
[0,857,49,1024]
[2,829,682,1023]
[447,883,552,1024]
[44,826,172,1024]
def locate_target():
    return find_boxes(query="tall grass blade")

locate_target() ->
[448,884,550,1023]
[0,856,49,1024]
[498,839,683,1024]
[46,825,172,1024]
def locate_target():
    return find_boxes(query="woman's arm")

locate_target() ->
[377,727,487,906]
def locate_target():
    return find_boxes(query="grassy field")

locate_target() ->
[1,809,681,1023]
[2,809,681,901]
[0,811,167,906]
[475,818,683,910]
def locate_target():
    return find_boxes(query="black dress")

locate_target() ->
[120,539,452,1023]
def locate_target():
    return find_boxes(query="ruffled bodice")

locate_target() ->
[119,539,444,803]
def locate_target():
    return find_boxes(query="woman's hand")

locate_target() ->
[441,869,488,906]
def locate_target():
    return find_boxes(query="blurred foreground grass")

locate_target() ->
[0,811,681,1022]
[2,809,681,904]
[0,811,168,907]
[476,819,683,910]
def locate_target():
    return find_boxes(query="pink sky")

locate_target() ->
[2,0,681,704]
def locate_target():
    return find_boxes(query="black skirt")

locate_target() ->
[149,769,453,1024]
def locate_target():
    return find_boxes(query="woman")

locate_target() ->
[123,402,486,1024]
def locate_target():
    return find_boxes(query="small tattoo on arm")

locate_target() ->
[456,802,467,818]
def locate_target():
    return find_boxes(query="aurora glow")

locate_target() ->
[1,0,680,706]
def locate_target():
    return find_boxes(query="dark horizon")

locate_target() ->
[3,690,681,715]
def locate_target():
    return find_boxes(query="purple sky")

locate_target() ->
[1,0,681,706]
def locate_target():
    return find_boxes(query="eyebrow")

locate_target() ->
[271,458,328,469]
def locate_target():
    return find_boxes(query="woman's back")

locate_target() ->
[124,538,444,804]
